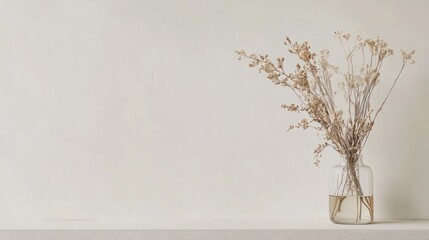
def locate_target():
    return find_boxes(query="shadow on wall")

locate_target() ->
[379,72,429,220]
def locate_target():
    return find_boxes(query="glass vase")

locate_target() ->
[329,155,374,224]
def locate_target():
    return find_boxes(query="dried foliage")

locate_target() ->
[236,31,415,167]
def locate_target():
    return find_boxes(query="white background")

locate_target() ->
[0,0,427,222]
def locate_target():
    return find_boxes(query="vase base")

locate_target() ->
[330,219,373,225]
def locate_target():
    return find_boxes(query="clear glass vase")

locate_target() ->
[329,155,374,224]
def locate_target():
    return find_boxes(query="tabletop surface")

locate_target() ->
[0,219,428,230]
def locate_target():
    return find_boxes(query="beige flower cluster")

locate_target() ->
[237,32,415,167]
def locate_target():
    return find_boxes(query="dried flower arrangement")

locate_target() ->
[236,31,415,223]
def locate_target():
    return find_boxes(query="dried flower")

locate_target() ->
[236,31,415,166]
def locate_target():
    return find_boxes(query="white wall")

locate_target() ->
[0,0,427,222]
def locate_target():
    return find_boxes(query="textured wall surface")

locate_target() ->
[0,0,428,223]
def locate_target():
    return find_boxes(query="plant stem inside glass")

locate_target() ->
[329,155,374,224]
